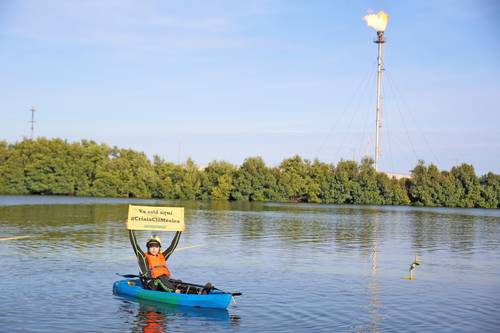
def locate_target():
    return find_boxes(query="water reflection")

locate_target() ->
[1,201,499,256]
[138,310,165,333]
[118,297,237,332]
[409,211,480,253]
[241,215,265,240]
[334,212,380,252]
[447,217,476,254]
[369,213,380,333]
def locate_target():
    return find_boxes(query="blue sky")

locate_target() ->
[1,0,499,174]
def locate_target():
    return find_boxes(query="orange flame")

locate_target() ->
[363,10,389,32]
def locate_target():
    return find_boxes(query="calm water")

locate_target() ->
[0,195,499,333]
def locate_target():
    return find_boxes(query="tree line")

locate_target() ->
[0,138,498,208]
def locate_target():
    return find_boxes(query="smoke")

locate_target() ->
[363,11,389,32]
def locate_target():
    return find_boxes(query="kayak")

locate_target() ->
[113,279,234,309]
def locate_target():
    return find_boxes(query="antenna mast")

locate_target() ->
[30,106,36,139]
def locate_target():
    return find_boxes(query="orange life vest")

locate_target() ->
[145,252,171,278]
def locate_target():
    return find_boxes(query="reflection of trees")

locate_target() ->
[276,217,336,244]
[178,202,398,250]
[334,210,382,253]
[1,200,492,258]
[183,201,265,241]
[194,209,233,239]
[0,204,126,253]
[410,212,443,251]
[241,215,265,240]
[447,216,476,254]
[409,211,477,253]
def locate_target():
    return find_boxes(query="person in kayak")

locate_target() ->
[129,230,182,292]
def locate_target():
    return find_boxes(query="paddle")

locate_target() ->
[116,273,141,278]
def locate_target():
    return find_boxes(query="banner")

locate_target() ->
[127,205,185,231]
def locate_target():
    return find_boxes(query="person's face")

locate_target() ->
[148,244,160,255]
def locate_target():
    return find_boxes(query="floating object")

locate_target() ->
[113,278,240,309]
[403,255,421,280]
[0,235,33,241]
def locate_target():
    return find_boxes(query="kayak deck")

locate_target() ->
[113,279,233,309]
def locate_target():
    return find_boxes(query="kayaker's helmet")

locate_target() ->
[146,236,161,248]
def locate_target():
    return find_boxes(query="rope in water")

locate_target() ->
[0,235,33,241]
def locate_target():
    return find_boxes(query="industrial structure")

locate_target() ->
[363,11,389,171]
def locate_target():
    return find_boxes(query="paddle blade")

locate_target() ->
[116,273,140,278]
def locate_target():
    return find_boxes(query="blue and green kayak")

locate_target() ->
[113,279,236,309]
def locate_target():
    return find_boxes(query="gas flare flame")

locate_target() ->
[363,10,389,32]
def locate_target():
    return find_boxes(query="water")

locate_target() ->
[0,195,499,332]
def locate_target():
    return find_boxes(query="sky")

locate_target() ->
[1,0,499,175]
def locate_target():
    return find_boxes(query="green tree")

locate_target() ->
[19,138,77,195]
[353,157,382,205]
[479,172,500,208]
[231,157,278,201]
[450,163,484,208]
[92,148,156,198]
[152,156,176,199]
[1,137,498,208]
[332,160,360,204]
[76,140,111,196]
[439,171,462,207]
[309,159,336,203]
[377,173,410,205]
[171,158,202,200]
[202,161,236,200]
[275,155,311,202]
[408,161,448,206]
[0,141,28,194]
